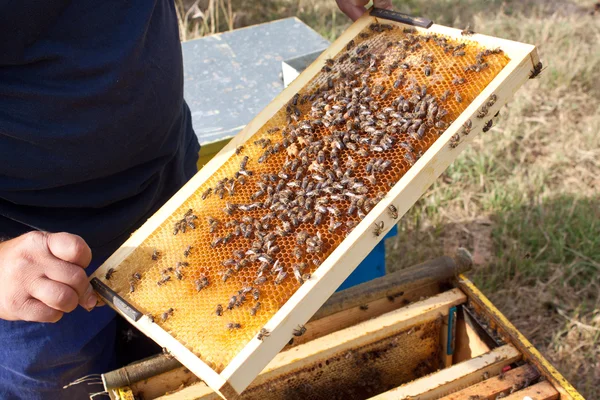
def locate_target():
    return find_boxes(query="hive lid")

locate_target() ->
[91,9,538,399]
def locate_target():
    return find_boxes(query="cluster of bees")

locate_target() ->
[113,22,508,345]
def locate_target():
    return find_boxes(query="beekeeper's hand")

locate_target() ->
[0,231,97,323]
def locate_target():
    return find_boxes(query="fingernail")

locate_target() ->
[84,286,98,311]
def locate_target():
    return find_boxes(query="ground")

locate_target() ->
[177,0,600,397]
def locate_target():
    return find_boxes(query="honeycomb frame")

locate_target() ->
[91,9,538,398]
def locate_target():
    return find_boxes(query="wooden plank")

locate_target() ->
[502,381,559,400]
[293,282,441,347]
[439,364,540,400]
[370,344,521,400]
[157,289,466,400]
[291,254,466,347]
[312,255,466,321]
[457,275,585,400]
[91,8,537,396]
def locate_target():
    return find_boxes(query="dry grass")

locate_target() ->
[178,1,600,397]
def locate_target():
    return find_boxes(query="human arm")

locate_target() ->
[335,0,393,21]
[0,231,98,323]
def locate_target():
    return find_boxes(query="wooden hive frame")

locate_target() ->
[91,9,539,398]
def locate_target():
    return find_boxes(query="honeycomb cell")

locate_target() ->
[99,23,510,373]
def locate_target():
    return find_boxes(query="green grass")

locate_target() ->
[178,0,600,396]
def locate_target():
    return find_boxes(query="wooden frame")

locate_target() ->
[438,364,541,400]
[91,9,538,398]
[370,344,521,399]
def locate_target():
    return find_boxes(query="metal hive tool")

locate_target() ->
[91,9,538,398]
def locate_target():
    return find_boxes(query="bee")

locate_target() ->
[440,89,451,102]
[293,246,303,260]
[254,275,267,285]
[529,61,544,79]
[105,268,115,280]
[183,245,192,257]
[291,93,300,107]
[359,304,369,311]
[423,65,432,76]
[215,304,223,317]
[482,120,493,132]
[449,133,460,149]
[452,75,466,85]
[161,308,174,322]
[151,248,160,261]
[175,269,183,281]
[328,217,342,233]
[211,236,223,248]
[453,50,465,57]
[454,90,463,103]
[486,94,497,107]
[239,155,249,170]
[498,372,505,381]
[132,272,141,281]
[172,221,181,235]
[373,221,384,237]
[404,152,416,166]
[477,105,489,118]
[250,302,261,316]
[236,292,247,307]
[221,268,233,282]
[359,32,370,39]
[257,327,270,341]
[292,325,307,337]
[461,25,475,36]
[227,322,242,330]
[274,270,288,285]
[292,264,305,283]
[129,280,135,293]
[146,313,155,323]
[195,275,209,292]
[462,119,472,135]
[227,295,237,310]
[388,204,398,219]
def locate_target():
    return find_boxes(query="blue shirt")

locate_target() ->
[0,1,199,398]
[0,0,200,260]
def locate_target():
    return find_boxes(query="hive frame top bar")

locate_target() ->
[91,8,538,398]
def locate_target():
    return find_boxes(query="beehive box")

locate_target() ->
[91,9,539,398]
[102,258,583,400]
